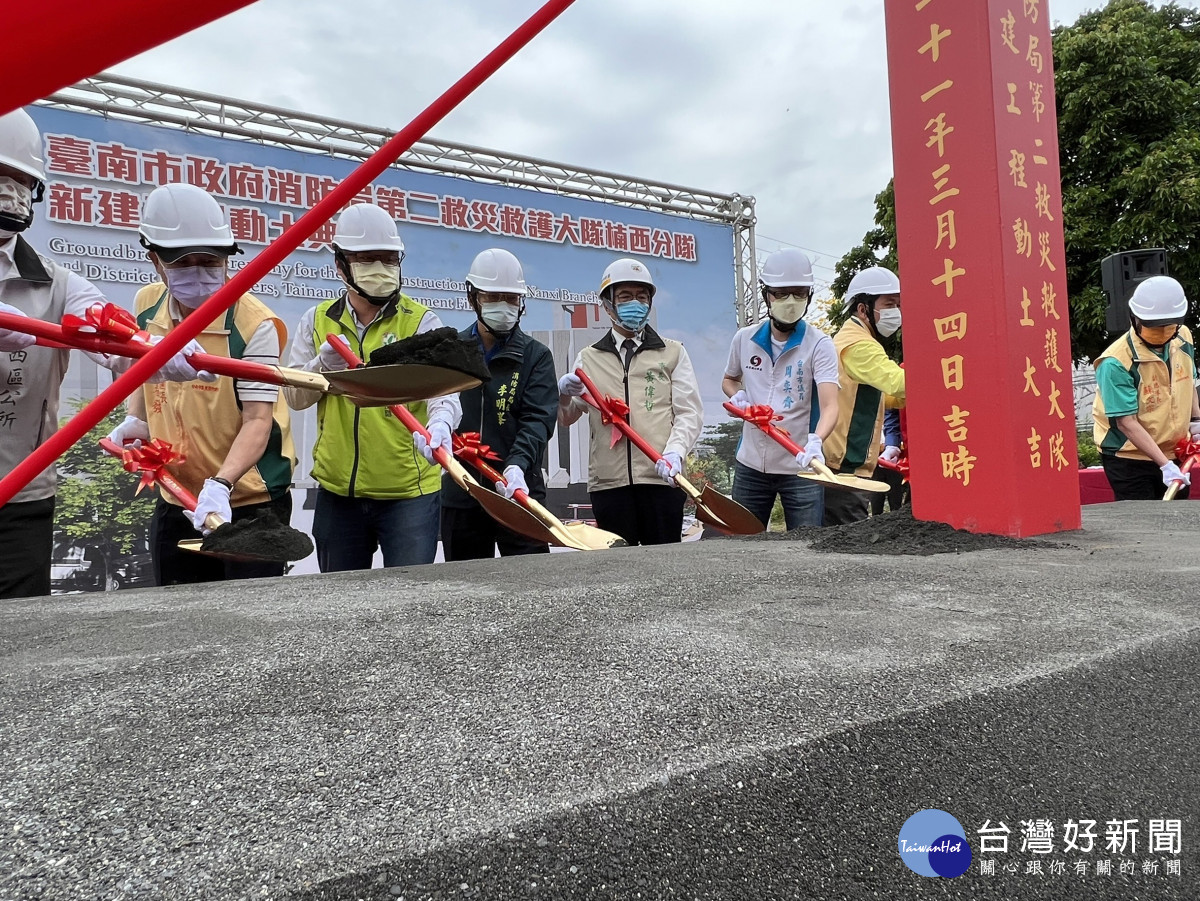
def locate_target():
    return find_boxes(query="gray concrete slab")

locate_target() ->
[1,501,1198,900]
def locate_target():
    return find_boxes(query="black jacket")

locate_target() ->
[441,324,559,509]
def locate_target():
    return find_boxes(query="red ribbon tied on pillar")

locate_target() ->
[62,302,150,345]
[116,439,184,494]
[452,431,502,464]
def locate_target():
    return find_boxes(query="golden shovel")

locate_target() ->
[575,370,764,535]
[323,335,563,547]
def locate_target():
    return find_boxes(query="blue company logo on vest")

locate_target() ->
[898,809,973,878]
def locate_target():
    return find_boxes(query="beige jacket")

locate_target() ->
[563,327,703,492]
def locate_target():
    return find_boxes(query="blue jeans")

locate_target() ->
[732,461,824,530]
[313,487,440,572]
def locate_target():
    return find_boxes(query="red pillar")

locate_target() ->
[884,0,1081,536]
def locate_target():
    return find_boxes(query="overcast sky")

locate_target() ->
[107,0,1124,293]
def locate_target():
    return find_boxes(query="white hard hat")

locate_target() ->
[466,248,527,294]
[1128,275,1187,323]
[599,258,655,301]
[139,183,237,261]
[846,265,901,299]
[333,203,405,254]
[0,109,46,185]
[759,248,814,288]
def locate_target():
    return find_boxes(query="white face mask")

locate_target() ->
[876,307,902,337]
[480,301,520,333]
[0,177,32,220]
[166,265,226,309]
[769,295,808,327]
[349,261,400,301]
[0,176,33,232]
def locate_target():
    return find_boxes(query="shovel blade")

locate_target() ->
[176,540,296,564]
[325,363,483,405]
[464,481,564,547]
[556,521,628,550]
[796,469,890,494]
[696,485,765,535]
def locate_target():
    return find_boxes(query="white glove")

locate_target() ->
[1161,461,1190,488]
[143,335,216,384]
[107,415,150,449]
[317,337,351,372]
[558,373,585,397]
[796,433,825,471]
[880,445,902,464]
[727,389,750,410]
[415,418,453,464]
[186,478,233,536]
[0,301,36,352]
[1189,421,1200,440]
[496,464,528,499]
[655,451,683,484]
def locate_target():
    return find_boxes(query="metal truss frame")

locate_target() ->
[41,72,761,326]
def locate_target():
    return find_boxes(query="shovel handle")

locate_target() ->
[0,309,320,391]
[97,437,224,531]
[1165,452,1199,501]
[574,368,666,464]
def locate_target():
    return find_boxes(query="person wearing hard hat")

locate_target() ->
[823,265,906,525]
[557,258,703,545]
[110,182,297,586]
[0,110,203,599]
[1092,275,1200,500]
[283,203,460,571]
[439,248,557,559]
[721,248,840,529]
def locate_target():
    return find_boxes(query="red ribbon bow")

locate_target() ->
[598,395,630,449]
[1174,436,1200,475]
[743,404,790,436]
[452,431,502,463]
[116,439,184,494]
[63,302,150,346]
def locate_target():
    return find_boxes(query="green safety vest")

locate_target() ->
[309,294,441,499]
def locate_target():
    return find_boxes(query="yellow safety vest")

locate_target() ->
[135,285,295,507]
[1092,326,1195,461]
[310,294,441,499]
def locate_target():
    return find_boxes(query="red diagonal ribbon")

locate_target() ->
[452,431,502,464]
[62,302,150,346]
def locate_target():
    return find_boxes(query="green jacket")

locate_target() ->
[310,294,441,499]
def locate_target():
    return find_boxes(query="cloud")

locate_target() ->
[108,0,1122,277]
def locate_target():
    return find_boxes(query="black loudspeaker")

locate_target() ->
[1103,249,1169,334]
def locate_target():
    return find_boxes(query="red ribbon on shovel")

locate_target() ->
[1165,435,1200,500]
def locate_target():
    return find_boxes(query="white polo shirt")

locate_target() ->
[725,320,839,474]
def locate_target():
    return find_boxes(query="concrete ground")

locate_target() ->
[1,501,1197,901]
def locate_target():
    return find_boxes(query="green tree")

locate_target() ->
[833,1,1200,363]
[1056,0,1200,361]
[55,400,156,589]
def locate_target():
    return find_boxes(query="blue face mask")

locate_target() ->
[616,300,650,330]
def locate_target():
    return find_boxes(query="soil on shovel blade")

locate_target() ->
[368,327,491,382]
[743,507,1067,556]
[201,508,315,562]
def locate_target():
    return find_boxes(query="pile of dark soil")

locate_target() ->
[201,508,314,562]
[368,327,491,382]
[743,507,1066,556]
